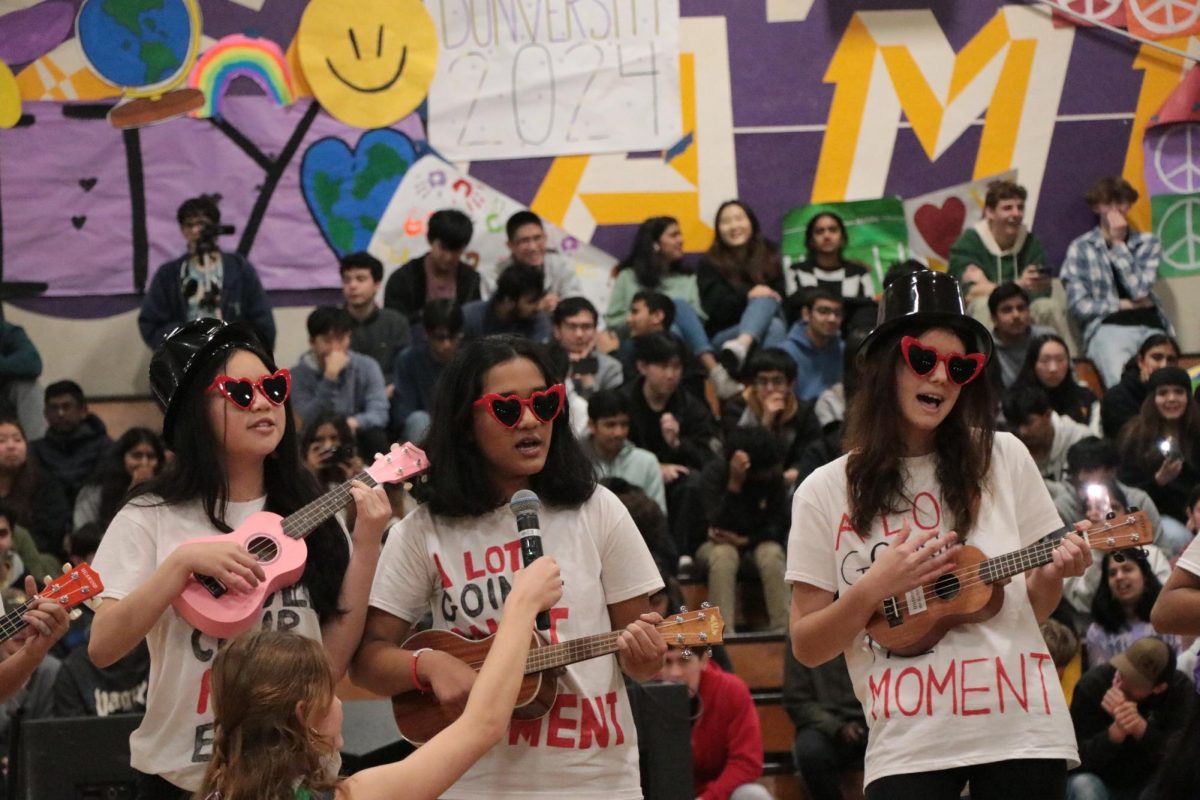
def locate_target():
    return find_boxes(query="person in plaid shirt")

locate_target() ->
[1060,176,1171,388]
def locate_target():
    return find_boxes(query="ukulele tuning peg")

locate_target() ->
[700,601,711,609]
[678,605,688,613]
[1105,511,1116,520]
[681,648,693,660]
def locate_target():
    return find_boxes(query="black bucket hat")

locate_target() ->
[150,318,269,447]
[1146,366,1191,394]
[859,270,993,363]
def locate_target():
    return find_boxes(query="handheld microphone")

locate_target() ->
[510,489,550,630]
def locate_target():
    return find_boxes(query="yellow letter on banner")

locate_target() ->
[813,6,1072,221]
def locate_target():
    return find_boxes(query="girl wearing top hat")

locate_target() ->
[785,270,1091,798]
[87,319,392,800]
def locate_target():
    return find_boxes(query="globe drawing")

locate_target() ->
[77,0,195,90]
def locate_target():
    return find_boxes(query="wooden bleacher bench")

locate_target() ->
[89,396,163,440]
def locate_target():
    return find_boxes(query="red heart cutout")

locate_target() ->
[913,197,967,259]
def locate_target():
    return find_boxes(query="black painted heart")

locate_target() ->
[71,215,86,229]
[79,177,97,191]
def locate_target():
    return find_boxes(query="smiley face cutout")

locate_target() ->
[297,0,438,128]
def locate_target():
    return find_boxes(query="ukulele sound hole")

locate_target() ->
[933,573,960,601]
[247,535,279,564]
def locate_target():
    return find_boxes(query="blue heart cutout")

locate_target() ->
[301,129,416,258]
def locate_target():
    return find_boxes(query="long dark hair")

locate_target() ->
[1090,551,1161,633]
[1013,334,1094,424]
[0,413,52,534]
[423,335,596,517]
[804,212,848,259]
[130,343,348,624]
[85,427,165,528]
[1125,333,1181,380]
[1119,383,1200,469]
[617,216,685,289]
[844,325,996,538]
[705,200,781,287]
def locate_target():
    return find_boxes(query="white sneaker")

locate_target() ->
[721,338,750,369]
[709,364,744,401]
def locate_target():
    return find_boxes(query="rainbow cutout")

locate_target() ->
[187,34,294,118]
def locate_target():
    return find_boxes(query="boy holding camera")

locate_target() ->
[138,194,276,349]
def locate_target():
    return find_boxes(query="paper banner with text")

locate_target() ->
[780,198,909,296]
[369,154,618,307]
[902,171,1018,271]
[1151,192,1200,277]
[423,0,682,161]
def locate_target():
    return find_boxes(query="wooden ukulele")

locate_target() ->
[866,511,1153,657]
[392,605,725,744]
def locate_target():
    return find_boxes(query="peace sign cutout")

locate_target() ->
[1158,196,1200,272]
[1128,0,1200,35]
[1153,125,1200,195]
[1054,0,1124,20]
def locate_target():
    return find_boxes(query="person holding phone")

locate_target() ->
[1118,367,1200,555]
[1061,176,1171,388]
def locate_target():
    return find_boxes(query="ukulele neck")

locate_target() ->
[979,526,1072,584]
[523,631,622,674]
[280,472,379,540]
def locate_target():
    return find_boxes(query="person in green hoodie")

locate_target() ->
[949,180,1080,354]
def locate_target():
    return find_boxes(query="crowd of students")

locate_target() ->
[0,173,1192,798]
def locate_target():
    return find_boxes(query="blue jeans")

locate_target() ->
[403,410,432,444]
[711,296,787,349]
[1065,772,1141,800]
[1158,514,1193,558]
[1085,323,1163,388]
[670,298,713,355]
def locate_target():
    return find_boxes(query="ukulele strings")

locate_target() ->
[420,617,706,674]
[239,470,374,563]
[886,537,1063,616]
[885,524,1135,617]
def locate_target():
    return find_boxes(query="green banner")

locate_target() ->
[780,197,910,295]
[1151,193,1200,278]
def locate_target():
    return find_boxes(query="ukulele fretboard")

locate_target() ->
[281,471,379,540]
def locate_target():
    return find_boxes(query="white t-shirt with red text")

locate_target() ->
[91,496,327,791]
[369,485,663,800]
[786,433,1078,786]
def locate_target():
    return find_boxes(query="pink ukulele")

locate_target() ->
[172,443,429,639]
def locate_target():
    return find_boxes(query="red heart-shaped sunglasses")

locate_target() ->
[473,384,566,428]
[900,336,986,386]
[207,369,292,410]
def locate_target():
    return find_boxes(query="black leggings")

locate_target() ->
[134,771,192,800]
[864,758,1067,800]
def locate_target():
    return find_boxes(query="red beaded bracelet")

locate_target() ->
[411,647,433,693]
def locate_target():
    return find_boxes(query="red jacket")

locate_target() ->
[692,661,764,800]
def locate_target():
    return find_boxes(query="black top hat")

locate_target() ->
[150,318,268,447]
[859,270,993,362]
